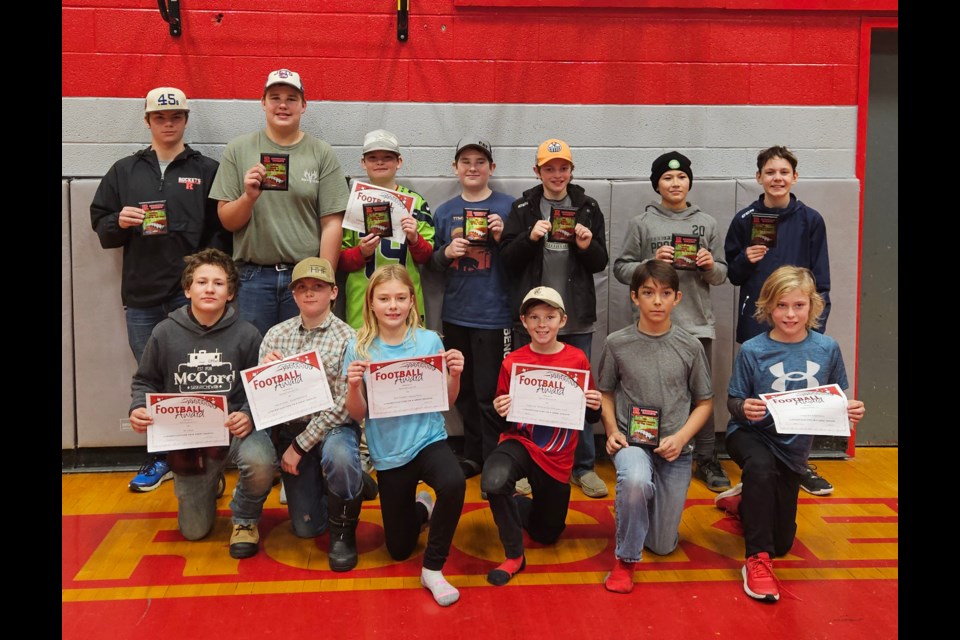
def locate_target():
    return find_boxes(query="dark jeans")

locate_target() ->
[512,329,596,477]
[692,337,716,460]
[480,439,571,559]
[442,322,511,465]
[726,428,802,558]
[236,263,299,337]
[376,440,465,571]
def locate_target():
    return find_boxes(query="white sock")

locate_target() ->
[420,568,460,607]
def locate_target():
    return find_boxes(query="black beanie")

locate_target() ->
[650,151,693,192]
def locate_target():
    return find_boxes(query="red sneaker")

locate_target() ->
[742,552,779,602]
[714,483,743,519]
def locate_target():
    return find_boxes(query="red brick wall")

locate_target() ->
[62,1,894,104]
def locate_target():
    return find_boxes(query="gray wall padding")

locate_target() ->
[63,182,76,449]
[63,176,859,447]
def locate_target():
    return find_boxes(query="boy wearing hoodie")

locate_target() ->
[613,152,730,492]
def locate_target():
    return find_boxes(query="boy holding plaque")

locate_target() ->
[723,146,835,496]
[90,86,230,493]
[210,69,349,336]
[598,260,713,594]
[258,257,376,572]
[500,138,609,499]
[128,249,278,560]
[719,266,864,602]
[343,265,466,607]
[612,152,731,493]
[339,129,435,329]
[482,286,602,586]
[429,136,516,478]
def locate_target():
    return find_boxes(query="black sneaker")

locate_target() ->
[799,465,833,495]
[694,456,731,492]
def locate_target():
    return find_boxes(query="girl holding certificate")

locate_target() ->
[718,266,865,603]
[343,265,466,607]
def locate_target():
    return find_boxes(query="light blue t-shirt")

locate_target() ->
[342,328,448,471]
[727,330,848,474]
[432,191,516,329]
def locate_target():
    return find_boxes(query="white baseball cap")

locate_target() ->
[144,87,189,115]
[362,129,401,155]
[264,69,304,95]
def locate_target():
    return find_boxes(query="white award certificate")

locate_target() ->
[146,393,229,452]
[366,355,448,419]
[241,350,334,430]
[760,384,850,436]
[342,180,416,244]
[506,363,590,431]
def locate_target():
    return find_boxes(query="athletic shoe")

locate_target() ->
[361,471,379,501]
[514,477,532,495]
[694,456,732,492]
[216,472,226,499]
[229,523,260,559]
[604,558,636,593]
[742,552,780,602]
[571,470,608,498]
[279,480,287,505]
[799,465,834,495]
[714,483,743,519]
[128,457,173,492]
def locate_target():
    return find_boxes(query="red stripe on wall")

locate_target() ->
[62,7,866,104]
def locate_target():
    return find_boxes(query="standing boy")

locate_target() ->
[259,257,374,572]
[429,136,516,477]
[598,260,713,593]
[128,249,277,559]
[91,86,229,492]
[482,287,602,586]
[499,138,609,498]
[339,129,434,328]
[724,146,834,495]
[613,152,730,492]
[210,69,349,336]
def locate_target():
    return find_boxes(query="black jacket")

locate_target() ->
[90,146,230,307]
[499,183,608,326]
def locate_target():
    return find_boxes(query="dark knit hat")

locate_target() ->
[650,151,693,192]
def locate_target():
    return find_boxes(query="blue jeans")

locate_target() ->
[125,291,189,362]
[512,329,596,477]
[236,263,299,337]
[612,447,692,562]
[276,423,363,538]
[173,429,277,541]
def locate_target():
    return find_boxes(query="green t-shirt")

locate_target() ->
[210,130,349,264]
[340,184,434,328]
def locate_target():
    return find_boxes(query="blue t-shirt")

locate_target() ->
[432,191,516,329]
[342,328,448,471]
[727,330,848,473]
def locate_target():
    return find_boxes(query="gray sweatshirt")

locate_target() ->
[613,201,728,339]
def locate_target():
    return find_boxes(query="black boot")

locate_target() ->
[327,492,362,572]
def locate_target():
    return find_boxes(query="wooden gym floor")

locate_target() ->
[63,448,898,640]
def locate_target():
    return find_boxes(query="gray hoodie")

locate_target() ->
[613,201,727,338]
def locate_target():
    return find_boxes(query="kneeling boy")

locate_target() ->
[598,260,713,593]
[482,286,602,585]
[129,248,277,559]
[259,257,373,572]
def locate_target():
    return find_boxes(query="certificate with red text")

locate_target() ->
[760,384,850,436]
[241,350,333,430]
[343,180,416,244]
[146,393,228,452]
[506,363,589,431]
[366,355,448,419]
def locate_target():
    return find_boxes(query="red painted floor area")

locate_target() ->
[63,452,898,640]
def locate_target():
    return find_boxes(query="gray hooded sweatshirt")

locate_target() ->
[613,201,727,338]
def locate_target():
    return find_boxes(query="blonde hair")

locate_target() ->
[355,265,422,359]
[753,266,825,330]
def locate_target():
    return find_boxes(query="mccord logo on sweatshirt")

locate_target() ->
[174,349,235,391]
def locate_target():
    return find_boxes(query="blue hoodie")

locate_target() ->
[724,194,831,344]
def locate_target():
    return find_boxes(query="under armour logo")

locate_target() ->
[548,142,562,153]
[769,361,821,392]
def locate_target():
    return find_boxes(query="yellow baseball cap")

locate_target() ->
[288,257,335,289]
[536,138,573,167]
